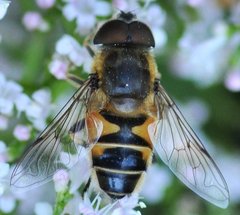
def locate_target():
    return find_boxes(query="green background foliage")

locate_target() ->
[0,0,239,214]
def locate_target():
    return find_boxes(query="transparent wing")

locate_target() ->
[148,82,229,208]
[11,77,103,191]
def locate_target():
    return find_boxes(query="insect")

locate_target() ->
[11,11,229,208]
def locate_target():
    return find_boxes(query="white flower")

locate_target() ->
[0,141,9,188]
[224,69,240,92]
[140,4,167,49]
[0,0,10,20]
[79,193,116,215]
[79,193,145,215]
[0,183,4,196]
[60,151,80,169]
[36,0,55,9]
[34,202,53,215]
[0,156,10,197]
[0,115,8,130]
[56,35,92,69]
[15,93,31,115]
[172,21,229,87]
[60,146,91,193]
[33,89,51,107]
[0,141,7,163]
[180,99,209,128]
[50,35,92,76]
[112,0,140,11]
[56,35,86,66]
[25,89,52,130]
[48,57,69,80]
[79,193,99,214]
[186,0,222,23]
[0,73,23,116]
[216,153,240,204]
[53,169,69,192]
[62,0,111,35]
[0,195,16,213]
[230,1,240,24]
[79,49,92,72]
[13,124,31,141]
[22,11,49,32]
[187,0,204,7]
[0,162,9,178]
[141,164,172,203]
[112,194,145,215]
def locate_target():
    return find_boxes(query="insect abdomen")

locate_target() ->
[91,111,154,199]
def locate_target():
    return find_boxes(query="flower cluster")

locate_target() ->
[62,0,112,36]
[49,35,92,79]
[0,73,53,214]
[0,73,52,132]
[62,192,147,215]
[224,68,240,92]
[1,0,239,214]
[0,140,15,213]
[21,0,55,32]
[22,12,49,32]
[36,0,55,9]
[172,0,240,91]
[0,73,25,117]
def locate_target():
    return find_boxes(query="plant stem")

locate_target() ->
[53,190,73,215]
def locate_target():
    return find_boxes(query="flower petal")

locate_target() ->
[94,1,111,16]
[34,202,53,215]
[0,0,10,20]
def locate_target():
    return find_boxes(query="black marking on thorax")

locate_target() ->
[102,49,150,99]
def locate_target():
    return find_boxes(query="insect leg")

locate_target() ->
[153,78,161,94]
[67,72,99,90]
[83,34,95,57]
[66,74,85,88]
[82,177,91,196]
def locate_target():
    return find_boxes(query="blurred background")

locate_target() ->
[0,0,240,214]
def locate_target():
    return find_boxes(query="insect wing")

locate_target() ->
[148,83,229,208]
[11,79,103,191]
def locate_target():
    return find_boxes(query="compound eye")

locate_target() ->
[129,21,155,47]
[93,20,155,48]
[93,20,128,45]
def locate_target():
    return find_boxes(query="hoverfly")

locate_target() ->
[11,11,229,208]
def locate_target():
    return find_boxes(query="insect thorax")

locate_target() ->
[93,48,155,113]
